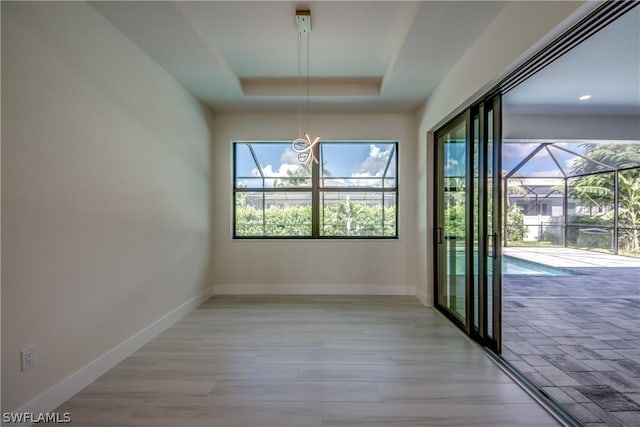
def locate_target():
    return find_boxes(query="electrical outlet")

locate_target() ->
[21,346,36,371]
[369,263,377,274]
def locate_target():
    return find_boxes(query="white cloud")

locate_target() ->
[260,163,300,177]
[445,158,460,174]
[348,144,394,186]
[528,169,563,178]
[350,171,382,187]
[280,147,300,165]
[251,162,304,187]
[352,172,379,178]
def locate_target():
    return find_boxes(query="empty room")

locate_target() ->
[2,1,638,426]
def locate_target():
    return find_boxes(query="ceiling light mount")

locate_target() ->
[579,94,592,101]
[296,10,311,34]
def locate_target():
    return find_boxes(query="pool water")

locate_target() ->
[501,255,574,276]
[451,253,575,276]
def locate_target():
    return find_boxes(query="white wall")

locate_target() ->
[2,2,214,411]
[415,1,595,305]
[212,113,417,295]
[503,111,640,140]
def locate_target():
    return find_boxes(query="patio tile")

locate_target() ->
[526,372,553,388]
[614,349,640,360]
[611,410,640,426]
[517,326,539,333]
[543,354,591,372]
[509,361,537,373]
[572,339,614,350]
[537,345,565,355]
[625,393,640,405]
[501,350,522,361]
[503,248,640,426]
[562,403,601,423]
[582,359,617,372]
[557,345,608,361]
[593,349,626,360]
[566,371,610,387]
[597,371,640,393]
[575,385,640,411]
[606,359,640,377]
[581,403,629,427]
[506,341,544,355]
[592,334,622,341]
[561,387,592,403]
[536,366,581,387]
[521,355,552,367]
[540,387,577,404]
[604,340,638,350]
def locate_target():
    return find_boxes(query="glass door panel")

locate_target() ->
[473,114,480,330]
[486,96,502,352]
[487,108,494,339]
[436,115,469,325]
[491,98,502,351]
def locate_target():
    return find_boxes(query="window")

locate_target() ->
[540,203,548,216]
[234,141,398,238]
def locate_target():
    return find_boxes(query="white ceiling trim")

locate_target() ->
[174,1,241,93]
[380,1,422,92]
[240,78,382,96]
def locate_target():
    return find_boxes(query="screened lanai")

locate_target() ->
[501,139,640,427]
[503,140,640,257]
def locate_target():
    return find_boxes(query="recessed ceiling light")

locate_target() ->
[579,95,592,101]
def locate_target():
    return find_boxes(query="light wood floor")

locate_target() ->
[56,296,560,426]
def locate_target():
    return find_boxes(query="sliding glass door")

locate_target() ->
[479,98,502,351]
[435,97,502,350]
[435,114,471,329]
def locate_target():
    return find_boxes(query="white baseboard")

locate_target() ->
[213,283,414,295]
[415,288,427,305]
[8,286,214,427]
[415,288,434,307]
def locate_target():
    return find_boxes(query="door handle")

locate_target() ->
[487,233,497,257]
[435,227,443,244]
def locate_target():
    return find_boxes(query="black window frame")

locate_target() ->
[233,140,399,239]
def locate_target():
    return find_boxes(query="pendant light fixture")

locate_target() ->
[292,9,320,166]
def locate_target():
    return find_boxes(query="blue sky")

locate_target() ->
[502,142,621,177]
[235,142,396,187]
[443,141,634,178]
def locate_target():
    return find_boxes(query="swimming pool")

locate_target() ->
[452,253,575,276]
[502,255,575,276]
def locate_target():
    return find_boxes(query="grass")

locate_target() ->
[505,240,558,248]
[507,241,640,258]
[618,250,640,259]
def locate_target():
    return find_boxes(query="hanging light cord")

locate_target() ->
[292,12,319,166]
[306,31,310,133]
[297,31,302,139]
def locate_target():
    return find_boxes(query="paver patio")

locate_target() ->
[503,247,640,427]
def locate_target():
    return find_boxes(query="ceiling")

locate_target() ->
[90,1,506,113]
[504,6,640,116]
